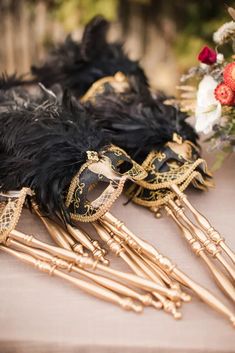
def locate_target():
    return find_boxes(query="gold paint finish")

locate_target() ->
[100,212,235,326]
[66,224,109,265]
[7,238,153,309]
[0,245,142,313]
[166,206,235,302]
[171,184,235,264]
[168,199,235,282]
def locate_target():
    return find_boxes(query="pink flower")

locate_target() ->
[198,46,217,65]
[214,82,235,105]
[223,62,235,91]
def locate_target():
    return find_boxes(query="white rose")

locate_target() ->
[195,75,222,134]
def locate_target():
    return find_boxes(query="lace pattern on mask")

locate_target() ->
[135,142,213,190]
[65,146,146,222]
[103,145,147,181]
[126,139,213,208]
[0,188,31,243]
[126,171,204,207]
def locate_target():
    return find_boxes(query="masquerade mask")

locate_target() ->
[2,16,234,325]
[1,80,234,324]
[127,135,213,208]
[80,72,235,309]
[66,145,147,222]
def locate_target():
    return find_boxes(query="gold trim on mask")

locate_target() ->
[126,170,202,208]
[126,135,213,209]
[0,188,32,242]
[107,145,147,181]
[65,146,147,222]
[80,72,129,103]
[70,175,127,223]
[136,156,211,190]
[166,140,198,161]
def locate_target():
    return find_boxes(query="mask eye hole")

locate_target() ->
[87,181,109,202]
[116,160,133,174]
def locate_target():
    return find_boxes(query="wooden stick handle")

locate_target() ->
[167,206,235,302]
[9,238,153,308]
[171,184,235,264]
[101,212,235,326]
[168,200,235,282]
[0,245,142,313]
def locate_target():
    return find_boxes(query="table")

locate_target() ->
[0,152,235,353]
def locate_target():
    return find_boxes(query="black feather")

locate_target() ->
[30,14,196,161]
[0,94,107,222]
[0,73,27,90]
[80,15,109,61]
[31,15,147,98]
[30,15,197,165]
[84,92,198,162]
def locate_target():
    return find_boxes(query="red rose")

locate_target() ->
[223,62,235,91]
[198,46,217,65]
[214,82,235,105]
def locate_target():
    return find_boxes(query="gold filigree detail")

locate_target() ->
[136,157,209,190]
[81,72,129,103]
[77,182,85,194]
[127,171,201,208]
[65,159,95,208]
[107,145,147,181]
[87,151,99,162]
[65,145,147,222]
[70,176,127,222]
[166,140,198,161]
[154,151,166,162]
[0,188,31,242]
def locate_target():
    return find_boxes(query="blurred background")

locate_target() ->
[0,0,234,94]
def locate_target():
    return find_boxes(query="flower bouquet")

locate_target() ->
[177,6,235,168]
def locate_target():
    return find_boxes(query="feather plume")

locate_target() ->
[80,15,109,61]
[0,92,107,221]
[30,14,196,161]
[0,73,28,90]
[31,16,147,98]
[84,92,198,161]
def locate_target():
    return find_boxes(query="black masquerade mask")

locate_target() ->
[1,14,235,325]
[65,145,146,222]
[80,71,235,310]
[126,134,213,209]
[1,79,234,324]
[0,88,146,223]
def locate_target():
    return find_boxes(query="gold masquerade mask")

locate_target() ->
[124,135,235,304]
[71,70,235,323]
[127,134,213,208]
[81,71,130,103]
[66,145,147,222]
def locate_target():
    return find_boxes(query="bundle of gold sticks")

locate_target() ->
[1,187,235,327]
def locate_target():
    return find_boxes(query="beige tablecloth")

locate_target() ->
[0,153,235,353]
